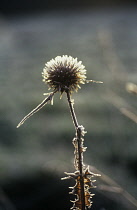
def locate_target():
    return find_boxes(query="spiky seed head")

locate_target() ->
[42,55,87,94]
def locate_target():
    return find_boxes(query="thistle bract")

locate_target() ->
[42,55,87,94]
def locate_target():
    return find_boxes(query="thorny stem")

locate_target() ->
[66,91,86,210]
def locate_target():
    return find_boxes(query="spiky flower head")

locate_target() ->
[17,55,102,128]
[42,55,87,94]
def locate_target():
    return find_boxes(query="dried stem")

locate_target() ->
[66,91,86,210]
[17,91,57,128]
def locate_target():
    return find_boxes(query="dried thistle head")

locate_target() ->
[42,55,87,94]
[17,55,102,128]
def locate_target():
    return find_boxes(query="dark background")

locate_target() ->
[0,0,137,15]
[0,1,137,210]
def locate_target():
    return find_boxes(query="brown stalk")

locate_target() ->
[66,91,86,210]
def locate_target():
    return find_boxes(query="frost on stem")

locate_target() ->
[62,167,101,210]
[62,123,101,210]
[62,92,101,210]
[17,91,56,128]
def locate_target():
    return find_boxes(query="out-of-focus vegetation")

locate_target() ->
[0,6,137,210]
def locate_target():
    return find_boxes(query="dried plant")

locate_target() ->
[17,55,102,209]
[126,83,137,95]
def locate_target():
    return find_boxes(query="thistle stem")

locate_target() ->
[66,91,86,210]
[17,90,57,128]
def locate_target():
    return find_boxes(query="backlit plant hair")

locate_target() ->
[17,55,102,209]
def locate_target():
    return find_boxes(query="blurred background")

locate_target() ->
[0,1,137,209]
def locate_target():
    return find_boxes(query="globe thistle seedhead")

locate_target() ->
[42,55,87,94]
